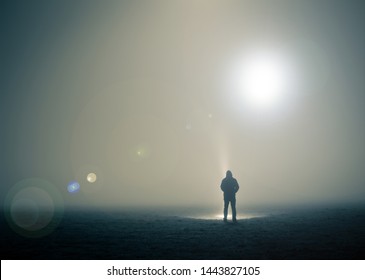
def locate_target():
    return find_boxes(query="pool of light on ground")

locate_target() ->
[184,212,266,220]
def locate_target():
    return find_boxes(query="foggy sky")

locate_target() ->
[2,0,365,209]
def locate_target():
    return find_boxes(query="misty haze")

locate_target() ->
[1,0,365,260]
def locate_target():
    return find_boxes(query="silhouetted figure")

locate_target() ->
[220,170,239,223]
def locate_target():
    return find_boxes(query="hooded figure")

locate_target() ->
[220,170,239,222]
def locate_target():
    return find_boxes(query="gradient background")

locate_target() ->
[1,0,365,211]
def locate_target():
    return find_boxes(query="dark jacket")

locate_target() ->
[220,176,239,200]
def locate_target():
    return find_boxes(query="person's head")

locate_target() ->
[226,170,233,178]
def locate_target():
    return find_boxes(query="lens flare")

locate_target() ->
[4,178,64,238]
[87,173,97,183]
[67,181,80,193]
[10,198,39,228]
[74,165,104,194]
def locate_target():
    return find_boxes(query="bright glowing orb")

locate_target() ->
[236,50,293,111]
[87,173,97,183]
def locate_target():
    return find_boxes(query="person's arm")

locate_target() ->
[235,179,239,193]
[220,180,225,192]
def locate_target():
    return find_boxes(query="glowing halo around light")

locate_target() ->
[242,55,288,108]
[230,48,296,115]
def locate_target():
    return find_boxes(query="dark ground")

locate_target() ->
[1,206,365,260]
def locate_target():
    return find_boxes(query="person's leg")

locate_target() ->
[223,199,229,222]
[231,198,237,222]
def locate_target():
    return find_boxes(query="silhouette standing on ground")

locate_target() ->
[220,170,240,223]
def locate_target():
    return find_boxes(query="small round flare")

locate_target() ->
[67,181,80,193]
[87,173,97,183]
